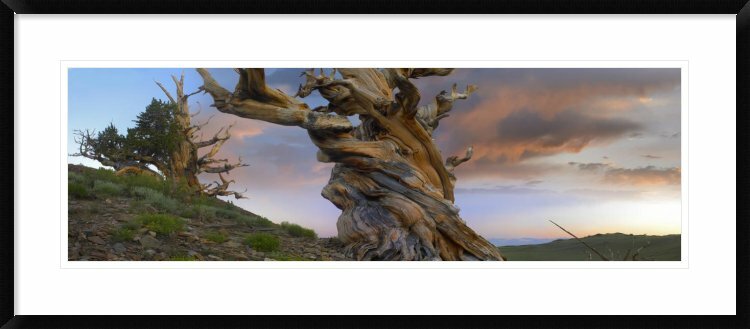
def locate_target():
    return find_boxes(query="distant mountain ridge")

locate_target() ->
[490,237,557,246]
[497,233,681,261]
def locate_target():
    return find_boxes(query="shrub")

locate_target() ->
[121,220,140,230]
[122,174,167,194]
[204,231,227,243]
[179,207,197,219]
[131,187,179,213]
[191,205,218,220]
[68,172,89,186]
[280,221,317,239]
[135,213,185,235]
[239,214,274,228]
[90,168,120,183]
[214,207,242,220]
[68,182,91,199]
[111,227,136,242]
[93,180,125,197]
[243,233,280,252]
[191,194,217,207]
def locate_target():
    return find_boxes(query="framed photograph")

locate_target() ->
[4,0,747,327]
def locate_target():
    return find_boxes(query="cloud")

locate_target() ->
[455,185,550,195]
[642,154,661,159]
[456,184,646,201]
[452,156,563,181]
[660,131,681,138]
[491,109,641,161]
[568,162,609,171]
[421,68,678,177]
[570,162,681,186]
[564,188,645,200]
[604,166,681,186]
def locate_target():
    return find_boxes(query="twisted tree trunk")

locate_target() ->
[197,68,503,261]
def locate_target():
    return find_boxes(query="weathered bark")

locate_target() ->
[197,68,503,261]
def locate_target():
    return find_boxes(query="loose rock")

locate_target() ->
[87,236,106,245]
[112,243,127,253]
[139,235,161,249]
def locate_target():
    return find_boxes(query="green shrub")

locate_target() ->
[191,205,218,220]
[111,227,136,242]
[122,174,167,194]
[68,182,91,199]
[243,233,280,252]
[93,180,125,197]
[131,187,179,213]
[204,231,228,243]
[90,168,120,183]
[121,220,140,230]
[237,214,274,228]
[214,207,243,220]
[280,221,317,239]
[192,194,222,207]
[135,213,185,235]
[179,207,197,219]
[68,172,89,186]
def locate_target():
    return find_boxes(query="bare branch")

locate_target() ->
[201,157,248,174]
[445,146,473,172]
[382,68,455,89]
[549,220,610,261]
[415,83,477,134]
[188,114,215,137]
[201,173,247,199]
[155,81,177,104]
[199,124,234,159]
[184,88,203,100]
[437,83,478,116]
[196,68,353,132]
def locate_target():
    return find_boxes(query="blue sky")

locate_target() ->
[68,68,682,240]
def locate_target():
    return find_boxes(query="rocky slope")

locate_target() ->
[68,165,351,261]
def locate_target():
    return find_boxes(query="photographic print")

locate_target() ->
[66,67,682,262]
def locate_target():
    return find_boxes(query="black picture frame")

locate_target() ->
[2,1,747,328]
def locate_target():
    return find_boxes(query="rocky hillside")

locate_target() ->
[67,164,351,261]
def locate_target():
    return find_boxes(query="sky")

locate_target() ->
[68,68,682,240]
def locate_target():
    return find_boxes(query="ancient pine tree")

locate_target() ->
[196,68,504,261]
[154,73,248,198]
